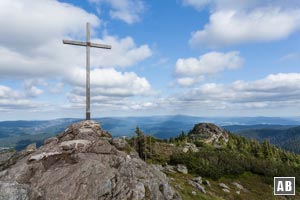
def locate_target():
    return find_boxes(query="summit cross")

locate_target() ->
[63,22,112,120]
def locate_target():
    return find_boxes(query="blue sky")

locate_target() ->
[1,0,300,120]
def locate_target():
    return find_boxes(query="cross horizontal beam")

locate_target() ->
[63,39,112,49]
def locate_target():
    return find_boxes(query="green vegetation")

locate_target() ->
[128,126,300,187]
[127,127,165,162]
[170,133,300,185]
[168,172,297,200]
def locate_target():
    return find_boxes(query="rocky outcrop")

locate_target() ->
[188,123,229,145]
[232,182,244,190]
[176,164,188,174]
[0,150,15,170]
[188,180,206,194]
[182,143,199,153]
[219,183,231,193]
[192,176,202,184]
[0,181,30,200]
[0,120,181,200]
[163,165,177,173]
[203,180,211,187]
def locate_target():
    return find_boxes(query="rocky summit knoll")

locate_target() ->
[188,123,229,145]
[0,120,181,200]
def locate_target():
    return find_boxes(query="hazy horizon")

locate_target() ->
[1,114,300,122]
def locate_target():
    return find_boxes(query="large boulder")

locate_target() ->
[176,164,188,174]
[0,120,181,200]
[182,143,199,153]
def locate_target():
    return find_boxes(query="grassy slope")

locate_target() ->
[168,172,299,200]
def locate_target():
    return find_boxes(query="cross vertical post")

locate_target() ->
[86,23,91,120]
[63,22,112,120]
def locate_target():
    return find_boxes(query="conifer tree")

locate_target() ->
[135,127,145,159]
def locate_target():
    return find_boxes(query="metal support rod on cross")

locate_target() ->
[63,22,112,120]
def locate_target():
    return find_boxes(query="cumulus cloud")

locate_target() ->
[0,0,99,50]
[89,36,152,68]
[175,51,244,86]
[67,68,153,97]
[0,85,47,111]
[0,0,152,77]
[0,1,152,86]
[188,0,300,48]
[59,73,300,116]
[89,0,145,24]
[0,34,151,79]
[0,85,21,99]
[127,73,300,116]
[63,67,154,116]
[0,0,95,78]
[190,8,300,48]
[180,73,300,108]
[177,77,200,86]
[23,80,44,97]
[0,0,153,113]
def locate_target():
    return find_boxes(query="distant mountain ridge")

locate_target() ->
[1,115,300,152]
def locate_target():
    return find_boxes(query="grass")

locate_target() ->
[167,172,300,200]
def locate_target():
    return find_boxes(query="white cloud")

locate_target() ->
[0,32,151,79]
[180,73,300,108]
[0,85,47,111]
[67,68,152,97]
[188,0,300,48]
[0,0,152,78]
[0,0,99,50]
[131,73,300,116]
[177,77,199,86]
[0,1,152,81]
[175,51,244,86]
[89,0,145,24]
[0,0,96,78]
[23,79,48,97]
[232,73,300,93]
[0,0,153,114]
[24,86,43,97]
[0,85,21,99]
[63,67,155,114]
[89,36,152,68]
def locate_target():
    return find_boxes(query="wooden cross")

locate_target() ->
[63,22,112,120]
